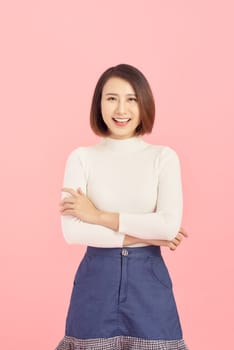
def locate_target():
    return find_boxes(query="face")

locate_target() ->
[100,77,141,139]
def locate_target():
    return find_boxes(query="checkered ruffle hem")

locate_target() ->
[55,335,189,350]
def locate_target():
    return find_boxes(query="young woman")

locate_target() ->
[55,63,189,350]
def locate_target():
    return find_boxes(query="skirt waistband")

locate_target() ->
[85,245,162,258]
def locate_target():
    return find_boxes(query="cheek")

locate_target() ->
[132,105,140,118]
[101,102,114,117]
[100,102,106,119]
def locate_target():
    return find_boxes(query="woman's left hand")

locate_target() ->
[59,187,100,224]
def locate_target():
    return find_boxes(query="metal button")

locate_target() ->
[122,248,128,256]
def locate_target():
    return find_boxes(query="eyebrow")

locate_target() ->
[105,93,137,96]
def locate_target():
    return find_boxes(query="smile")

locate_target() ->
[112,118,131,127]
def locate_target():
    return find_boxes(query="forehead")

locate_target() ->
[102,77,135,94]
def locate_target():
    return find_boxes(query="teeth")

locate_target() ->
[113,118,130,122]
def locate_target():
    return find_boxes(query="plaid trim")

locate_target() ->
[55,335,189,350]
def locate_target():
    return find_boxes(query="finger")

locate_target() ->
[60,202,75,210]
[60,197,76,205]
[179,227,189,237]
[174,237,181,244]
[181,231,188,238]
[174,235,182,242]
[77,187,84,195]
[171,238,180,246]
[60,209,77,216]
[169,242,177,251]
[171,238,181,246]
[61,188,78,197]
[175,233,184,242]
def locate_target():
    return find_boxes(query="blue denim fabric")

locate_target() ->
[65,245,183,340]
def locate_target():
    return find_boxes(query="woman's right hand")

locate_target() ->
[145,226,189,251]
[165,226,189,251]
[123,226,189,251]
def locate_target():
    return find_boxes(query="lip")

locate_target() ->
[112,117,131,120]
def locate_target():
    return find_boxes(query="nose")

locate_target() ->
[115,99,127,115]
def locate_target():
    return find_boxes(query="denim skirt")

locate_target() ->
[55,245,189,350]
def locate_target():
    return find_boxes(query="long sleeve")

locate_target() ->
[60,148,125,247]
[118,147,183,240]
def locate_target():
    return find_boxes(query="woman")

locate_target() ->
[55,63,189,349]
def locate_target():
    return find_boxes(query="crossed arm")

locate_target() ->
[60,187,187,249]
[59,147,186,248]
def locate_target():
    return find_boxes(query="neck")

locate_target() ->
[98,135,147,152]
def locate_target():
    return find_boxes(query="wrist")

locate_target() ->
[123,234,139,246]
[144,239,169,247]
[97,210,119,231]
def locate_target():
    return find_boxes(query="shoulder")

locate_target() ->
[145,142,180,160]
[65,146,85,159]
[160,145,180,160]
[63,146,89,168]
[64,143,100,166]
[144,143,181,172]
[156,145,181,173]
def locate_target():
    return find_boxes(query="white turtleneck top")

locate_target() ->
[60,136,183,247]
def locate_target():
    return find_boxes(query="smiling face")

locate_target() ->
[100,77,141,139]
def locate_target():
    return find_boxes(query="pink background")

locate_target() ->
[1,1,233,349]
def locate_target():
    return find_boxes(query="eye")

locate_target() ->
[128,97,137,102]
[107,97,116,101]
